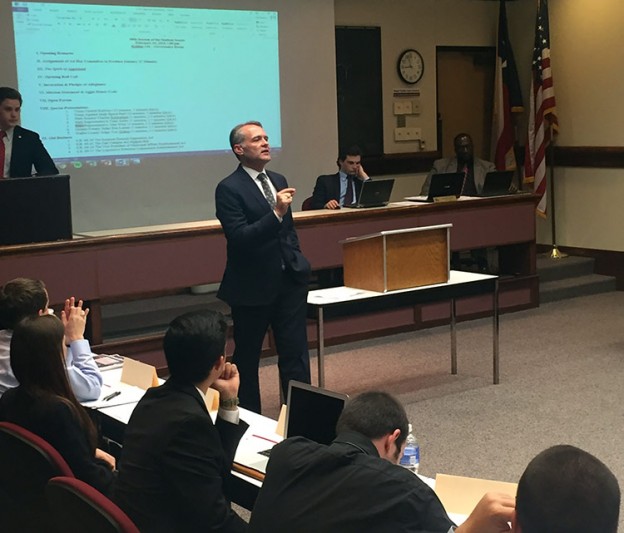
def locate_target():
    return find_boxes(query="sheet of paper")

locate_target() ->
[82,381,147,409]
[435,473,517,516]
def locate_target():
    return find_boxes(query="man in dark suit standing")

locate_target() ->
[114,310,248,533]
[0,87,58,178]
[310,145,370,209]
[215,121,311,413]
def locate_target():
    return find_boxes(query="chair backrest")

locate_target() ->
[46,476,140,533]
[301,196,314,211]
[0,421,74,532]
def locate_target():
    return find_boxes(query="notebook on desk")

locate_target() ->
[234,381,348,477]
[344,178,394,208]
[406,172,463,203]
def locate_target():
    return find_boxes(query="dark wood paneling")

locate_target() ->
[553,146,624,168]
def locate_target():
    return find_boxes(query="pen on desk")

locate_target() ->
[252,434,280,445]
[103,391,121,402]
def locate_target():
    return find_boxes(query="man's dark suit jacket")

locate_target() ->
[215,165,311,307]
[8,126,58,178]
[114,379,249,533]
[248,430,454,533]
[0,387,115,496]
[310,172,365,209]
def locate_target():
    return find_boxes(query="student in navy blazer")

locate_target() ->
[0,87,58,178]
[215,121,311,413]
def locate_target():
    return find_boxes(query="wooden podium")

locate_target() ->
[341,224,451,292]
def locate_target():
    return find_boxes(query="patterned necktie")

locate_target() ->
[0,131,6,179]
[257,172,276,209]
[344,175,354,206]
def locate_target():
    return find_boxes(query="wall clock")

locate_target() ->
[397,49,424,84]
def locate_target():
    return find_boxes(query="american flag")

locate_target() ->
[492,0,523,171]
[523,0,558,216]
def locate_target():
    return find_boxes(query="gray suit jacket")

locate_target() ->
[420,157,495,196]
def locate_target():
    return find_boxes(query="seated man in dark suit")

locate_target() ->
[249,391,514,533]
[512,444,620,533]
[421,133,495,197]
[311,145,370,209]
[0,87,58,178]
[114,310,248,533]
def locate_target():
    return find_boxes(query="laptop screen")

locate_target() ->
[285,381,348,445]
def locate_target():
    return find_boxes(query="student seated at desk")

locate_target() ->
[310,145,370,209]
[0,277,103,401]
[114,310,248,533]
[513,444,620,533]
[249,391,514,533]
[0,314,116,496]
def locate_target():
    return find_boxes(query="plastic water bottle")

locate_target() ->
[399,423,420,474]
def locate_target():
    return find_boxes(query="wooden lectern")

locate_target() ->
[341,224,451,292]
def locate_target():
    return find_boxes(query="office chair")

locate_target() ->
[0,421,74,533]
[301,196,314,210]
[46,476,140,533]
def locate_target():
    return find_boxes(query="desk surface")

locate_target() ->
[95,369,278,489]
[308,271,497,306]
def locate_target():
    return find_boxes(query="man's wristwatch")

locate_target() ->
[219,397,239,409]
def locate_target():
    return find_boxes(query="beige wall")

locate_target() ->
[335,0,499,199]
[335,0,498,155]
[536,0,624,251]
[338,0,624,252]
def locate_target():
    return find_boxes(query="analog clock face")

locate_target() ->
[398,49,424,84]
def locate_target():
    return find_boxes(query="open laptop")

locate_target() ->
[406,172,463,203]
[0,174,73,245]
[344,178,394,208]
[478,170,515,197]
[234,381,348,475]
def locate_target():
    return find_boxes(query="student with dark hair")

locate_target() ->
[0,314,115,495]
[513,444,620,533]
[311,144,370,209]
[114,310,248,533]
[0,278,102,401]
[0,86,58,178]
[249,391,514,533]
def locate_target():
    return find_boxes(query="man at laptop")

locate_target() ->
[311,145,370,209]
[0,87,58,178]
[249,391,514,533]
[421,133,495,197]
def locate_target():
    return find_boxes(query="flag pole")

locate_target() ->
[547,123,565,259]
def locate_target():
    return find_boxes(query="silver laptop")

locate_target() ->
[235,381,348,475]
[344,178,394,208]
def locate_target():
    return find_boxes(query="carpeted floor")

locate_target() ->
[252,290,624,525]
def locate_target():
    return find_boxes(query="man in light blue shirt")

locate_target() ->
[0,278,102,401]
